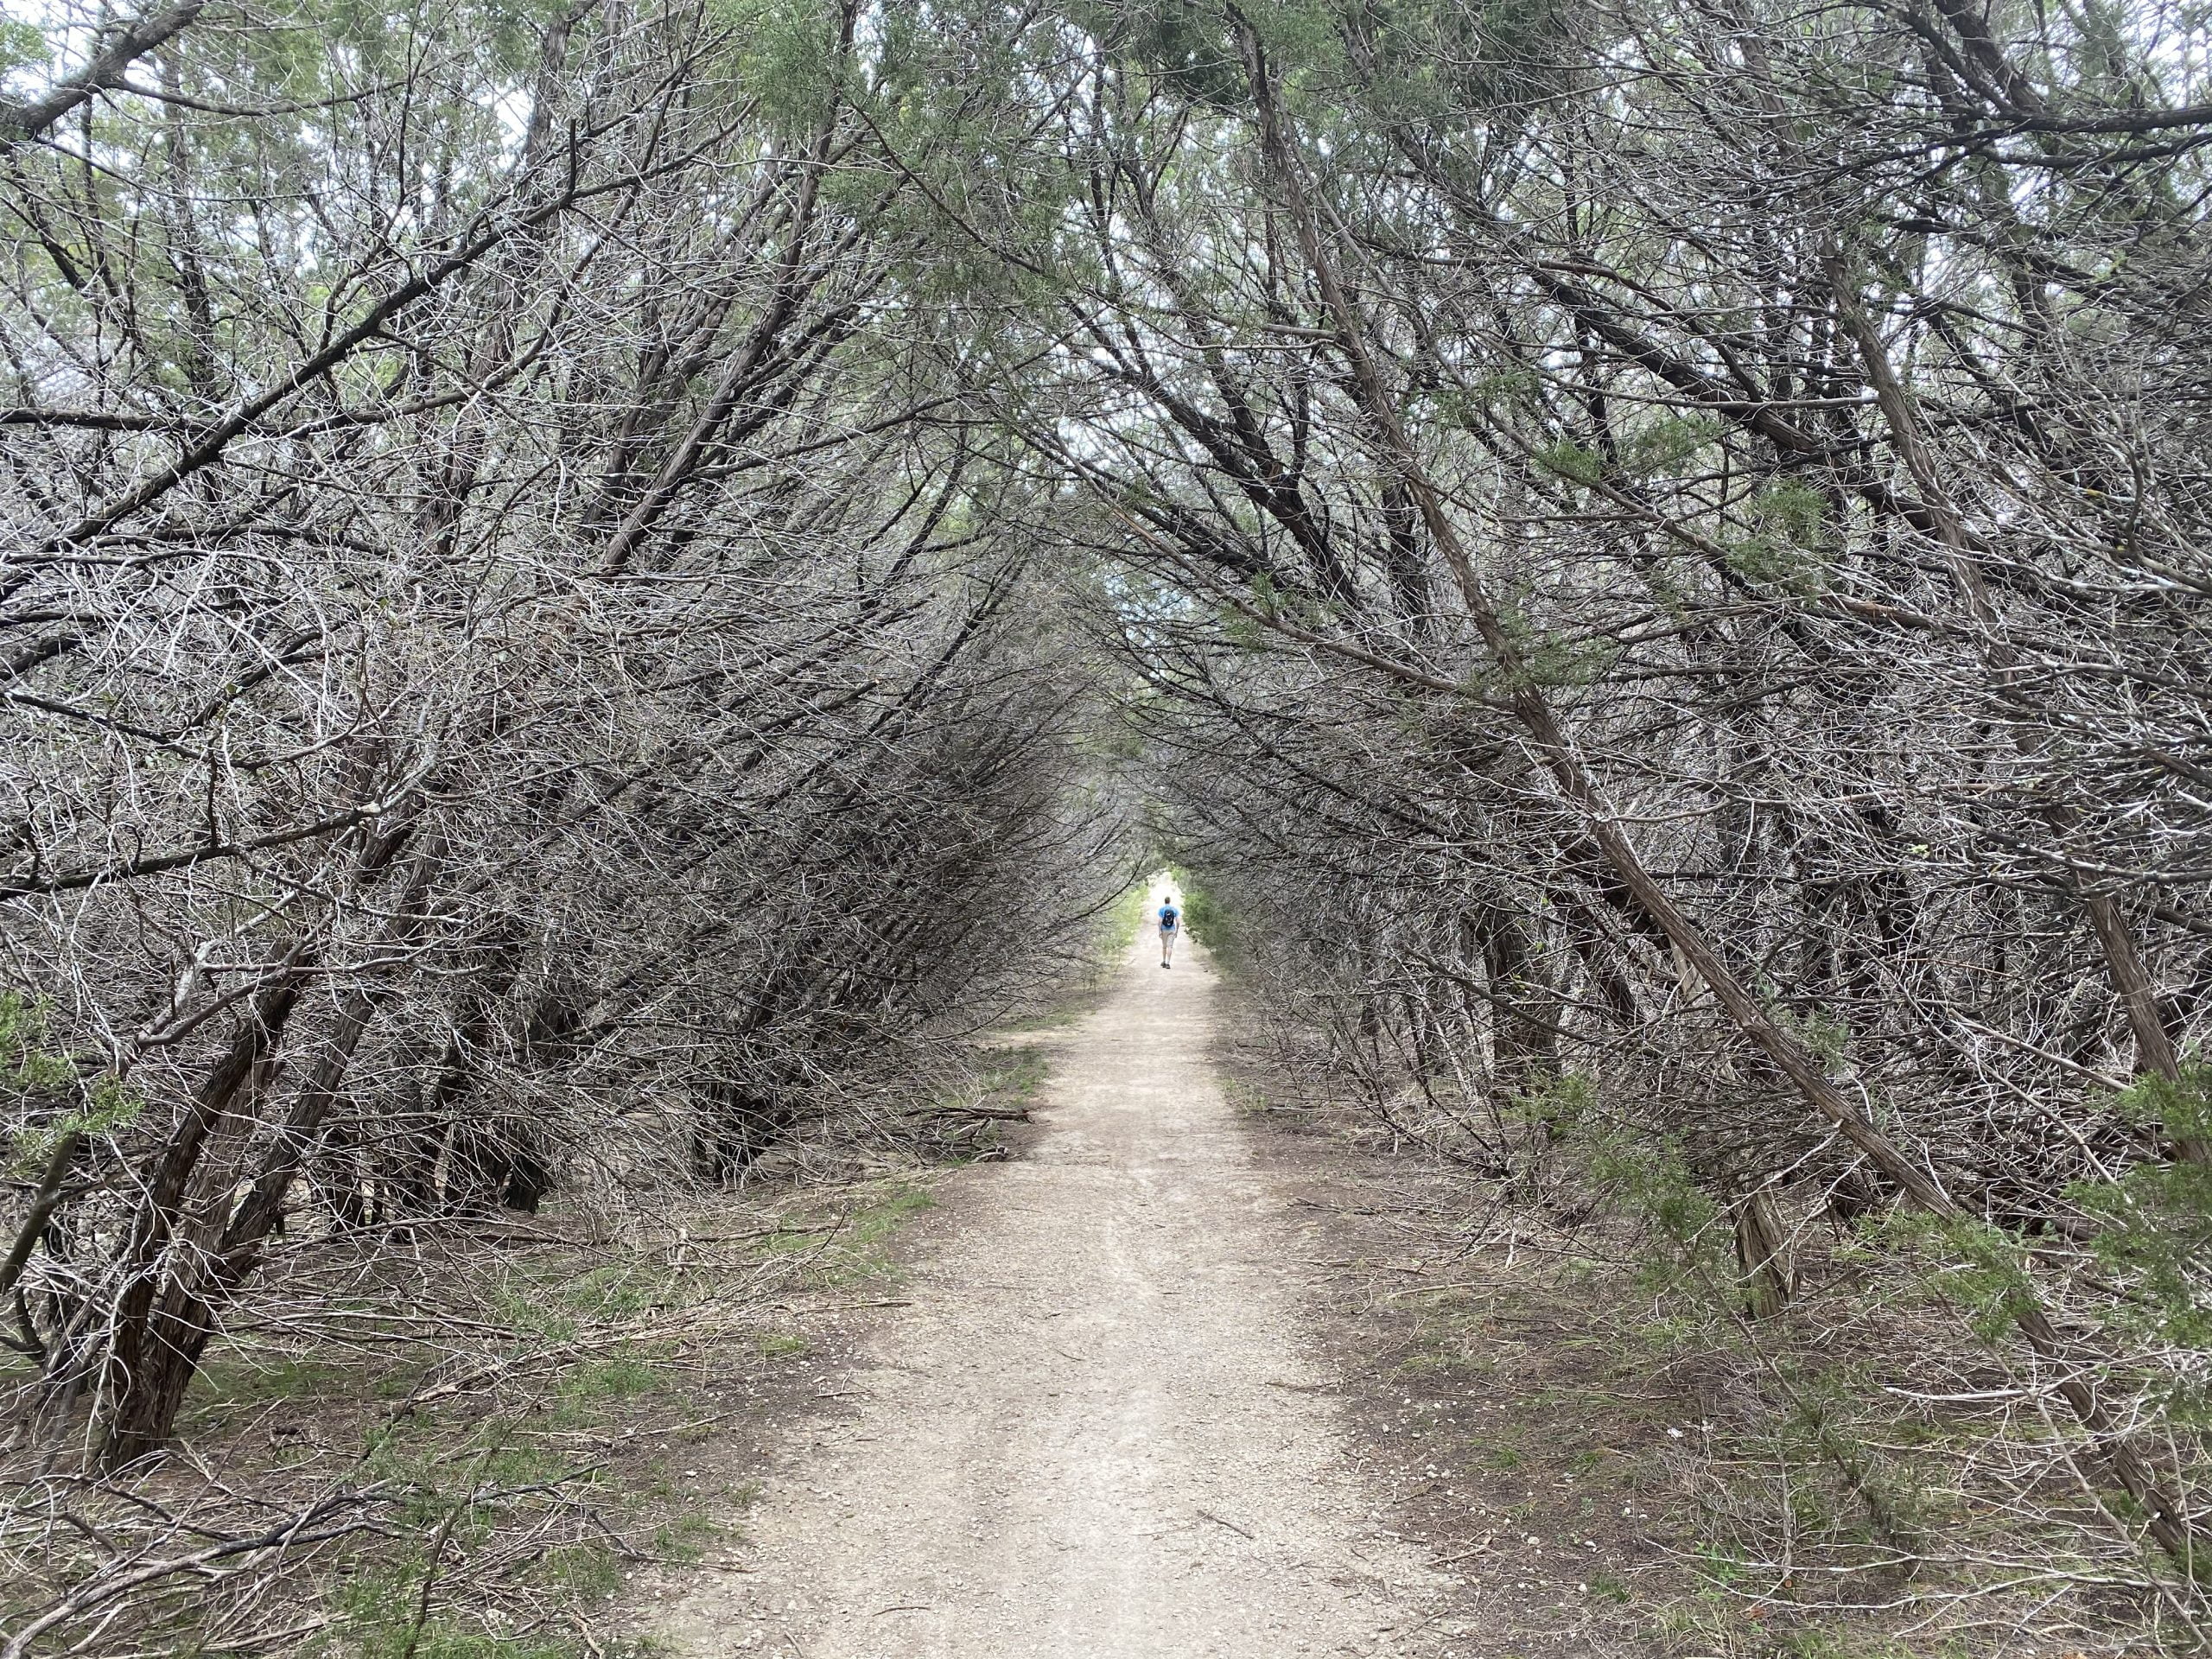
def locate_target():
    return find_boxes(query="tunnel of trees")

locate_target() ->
[3,0,2210,1645]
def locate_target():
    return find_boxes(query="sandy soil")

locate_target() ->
[652,899,1453,1656]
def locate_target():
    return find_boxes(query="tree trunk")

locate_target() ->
[99,975,304,1469]
[1731,1184,1794,1320]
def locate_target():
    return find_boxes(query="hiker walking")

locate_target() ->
[1157,894,1181,969]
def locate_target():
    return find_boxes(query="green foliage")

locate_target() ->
[982,1046,1049,1103]
[0,17,48,78]
[1325,0,1579,118]
[848,1182,934,1245]
[1535,437,1605,486]
[1,993,77,1104]
[1875,1210,2039,1344]
[494,1258,667,1343]
[289,0,562,86]
[1471,1436,1524,1471]
[711,0,850,132]
[1512,632,1618,692]
[1465,608,1618,696]
[330,1556,579,1659]
[1435,371,1541,427]
[1099,882,1153,955]
[1528,1074,1730,1284]
[842,0,1091,316]
[787,1179,938,1285]
[558,1356,661,1402]
[1597,1137,1722,1260]
[1516,1068,1599,1135]
[1065,0,1247,109]
[1693,1540,1753,1589]
[1174,880,1224,943]
[1758,478,1828,545]
[341,1423,588,1650]
[652,1512,727,1563]
[561,1263,663,1321]
[1164,868,1240,968]
[1633,1311,1712,1356]
[1622,414,1721,478]
[186,1351,354,1414]
[2071,1065,2212,1380]
[1776,1003,1851,1071]
[526,1544,622,1599]
[1751,1356,1933,1551]
[1723,480,1832,594]
[3,993,138,1173]
[1220,607,1268,652]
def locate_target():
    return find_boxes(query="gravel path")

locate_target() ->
[654,898,1446,1656]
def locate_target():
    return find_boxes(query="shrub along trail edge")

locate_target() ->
[640,914,1478,1657]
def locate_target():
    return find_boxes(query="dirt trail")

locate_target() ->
[653,893,1449,1656]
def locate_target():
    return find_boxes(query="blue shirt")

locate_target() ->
[1158,905,1180,931]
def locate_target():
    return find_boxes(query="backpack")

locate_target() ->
[1160,906,1179,929]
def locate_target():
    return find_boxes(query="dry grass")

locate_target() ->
[1218,1005,2212,1659]
[0,1051,1045,1658]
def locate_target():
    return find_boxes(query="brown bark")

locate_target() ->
[1732,1185,1795,1320]
[99,974,305,1469]
[0,6,207,149]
